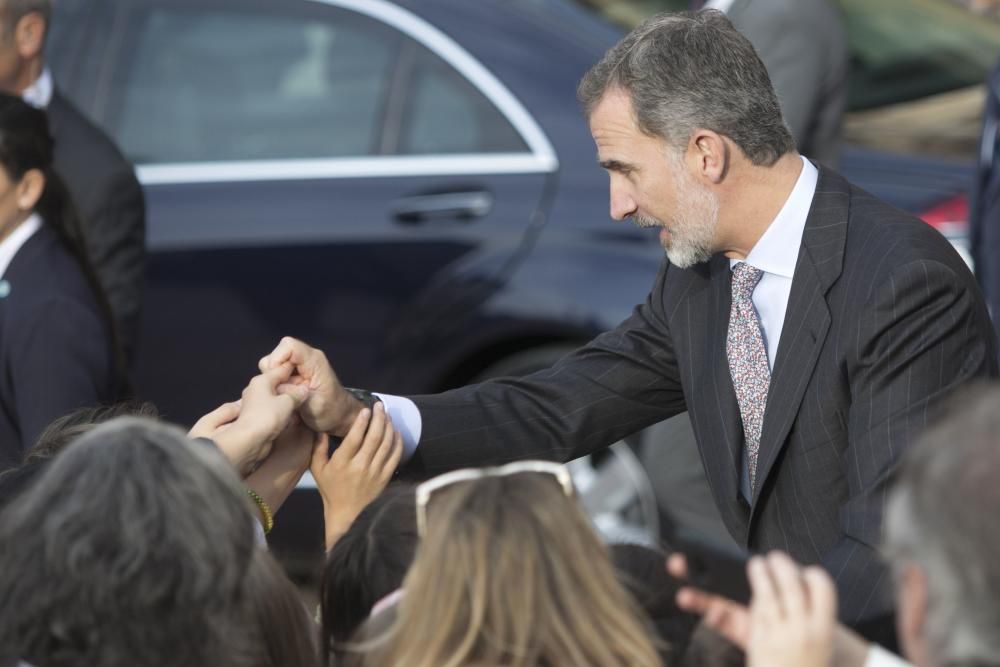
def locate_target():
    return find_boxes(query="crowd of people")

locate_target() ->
[2,364,998,666]
[2,0,1000,665]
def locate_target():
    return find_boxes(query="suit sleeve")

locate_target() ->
[825,258,995,622]
[84,165,146,362]
[11,296,114,449]
[405,260,687,475]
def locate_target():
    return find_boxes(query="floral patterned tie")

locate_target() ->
[727,263,769,490]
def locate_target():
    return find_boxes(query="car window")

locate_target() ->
[110,6,400,163]
[394,41,528,155]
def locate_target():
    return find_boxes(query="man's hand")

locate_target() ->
[259,336,362,436]
[310,403,403,550]
[745,552,837,667]
[191,364,307,477]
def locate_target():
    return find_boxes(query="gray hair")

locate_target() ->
[578,10,794,166]
[884,386,1000,665]
[0,417,257,667]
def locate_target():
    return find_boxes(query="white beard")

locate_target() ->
[633,155,720,269]
[662,162,720,268]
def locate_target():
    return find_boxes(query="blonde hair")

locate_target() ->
[365,472,664,667]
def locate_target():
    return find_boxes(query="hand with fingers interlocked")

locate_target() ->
[258,336,364,437]
[189,363,308,477]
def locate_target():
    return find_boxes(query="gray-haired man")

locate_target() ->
[261,10,996,634]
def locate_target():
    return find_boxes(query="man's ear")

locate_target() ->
[14,12,46,60]
[688,129,728,184]
[15,168,45,213]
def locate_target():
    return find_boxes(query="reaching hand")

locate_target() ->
[310,403,403,550]
[668,553,752,649]
[745,552,837,667]
[259,336,363,436]
[191,363,307,477]
[189,399,241,441]
[669,551,871,667]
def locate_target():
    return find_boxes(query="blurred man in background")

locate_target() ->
[698,0,848,167]
[971,60,1000,339]
[0,0,145,362]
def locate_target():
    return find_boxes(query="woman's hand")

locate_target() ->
[310,402,403,550]
[745,551,838,667]
[190,364,307,477]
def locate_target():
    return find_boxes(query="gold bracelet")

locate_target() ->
[247,488,274,535]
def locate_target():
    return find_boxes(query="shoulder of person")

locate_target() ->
[47,88,136,178]
[3,228,102,313]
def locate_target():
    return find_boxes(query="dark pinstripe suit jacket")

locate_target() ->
[407,166,997,623]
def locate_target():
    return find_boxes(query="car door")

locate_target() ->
[51,0,556,422]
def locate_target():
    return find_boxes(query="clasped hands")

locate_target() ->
[188,337,403,540]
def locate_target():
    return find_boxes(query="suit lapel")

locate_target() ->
[750,166,848,507]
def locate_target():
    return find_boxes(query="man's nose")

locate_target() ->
[609,183,636,221]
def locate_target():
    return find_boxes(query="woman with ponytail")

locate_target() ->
[0,92,121,469]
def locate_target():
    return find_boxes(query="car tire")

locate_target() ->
[471,344,661,546]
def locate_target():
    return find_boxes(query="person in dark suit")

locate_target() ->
[0,93,119,470]
[259,11,996,633]
[0,0,145,361]
[700,0,848,167]
[971,59,1000,341]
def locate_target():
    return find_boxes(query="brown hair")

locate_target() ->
[364,472,663,667]
[243,549,320,667]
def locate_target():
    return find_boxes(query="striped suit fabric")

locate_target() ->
[406,165,997,624]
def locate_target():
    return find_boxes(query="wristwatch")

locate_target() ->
[345,387,382,412]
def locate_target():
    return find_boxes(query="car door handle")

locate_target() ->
[392,191,493,224]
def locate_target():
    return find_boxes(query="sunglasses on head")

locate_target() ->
[414,460,575,536]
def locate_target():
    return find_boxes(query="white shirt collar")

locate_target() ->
[0,213,43,279]
[21,67,53,109]
[731,156,818,279]
[703,0,738,13]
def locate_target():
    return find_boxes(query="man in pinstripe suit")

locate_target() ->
[262,11,996,629]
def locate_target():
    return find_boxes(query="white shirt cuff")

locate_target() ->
[864,645,912,667]
[373,393,422,461]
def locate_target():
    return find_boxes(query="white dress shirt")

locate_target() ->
[865,645,912,667]
[730,156,817,372]
[21,67,53,109]
[704,0,738,13]
[0,213,43,279]
[382,157,818,467]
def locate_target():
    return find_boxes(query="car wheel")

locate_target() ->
[472,345,661,546]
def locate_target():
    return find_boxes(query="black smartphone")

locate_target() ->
[671,527,752,606]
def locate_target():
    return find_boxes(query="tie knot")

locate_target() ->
[731,262,763,300]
